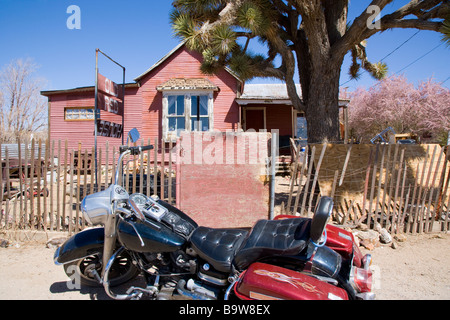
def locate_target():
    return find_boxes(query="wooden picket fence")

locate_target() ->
[1,139,176,234]
[283,143,450,235]
[2,138,449,237]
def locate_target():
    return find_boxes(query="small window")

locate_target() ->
[162,91,213,141]
[65,107,95,121]
[191,95,209,131]
[167,96,186,134]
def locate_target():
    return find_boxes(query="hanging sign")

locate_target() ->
[97,92,123,115]
[96,73,123,115]
[95,120,123,139]
[97,73,124,100]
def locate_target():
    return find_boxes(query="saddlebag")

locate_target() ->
[234,262,348,300]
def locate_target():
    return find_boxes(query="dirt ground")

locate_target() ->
[363,232,450,300]
[0,230,449,300]
[0,175,449,300]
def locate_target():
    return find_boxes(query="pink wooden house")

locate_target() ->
[42,42,349,155]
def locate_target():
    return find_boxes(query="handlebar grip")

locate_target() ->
[129,145,154,155]
[119,145,129,154]
[140,145,154,152]
[119,145,154,155]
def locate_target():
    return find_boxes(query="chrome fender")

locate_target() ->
[54,228,105,265]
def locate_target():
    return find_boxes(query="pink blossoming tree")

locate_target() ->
[348,75,450,144]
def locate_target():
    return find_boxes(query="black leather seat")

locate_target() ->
[233,218,311,270]
[190,227,249,273]
[190,218,311,273]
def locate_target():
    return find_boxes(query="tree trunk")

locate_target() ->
[304,63,342,144]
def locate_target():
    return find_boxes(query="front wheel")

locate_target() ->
[63,249,139,287]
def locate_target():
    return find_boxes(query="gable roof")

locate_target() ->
[133,42,243,84]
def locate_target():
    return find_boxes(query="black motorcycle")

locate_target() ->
[54,129,374,300]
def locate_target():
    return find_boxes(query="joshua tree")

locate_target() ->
[170,0,449,143]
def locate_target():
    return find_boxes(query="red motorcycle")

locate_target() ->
[54,129,374,300]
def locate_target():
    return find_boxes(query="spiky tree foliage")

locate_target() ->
[442,17,450,46]
[170,0,449,143]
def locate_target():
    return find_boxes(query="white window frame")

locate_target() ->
[64,107,95,121]
[162,90,214,142]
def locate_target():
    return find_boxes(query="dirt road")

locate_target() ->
[363,232,450,300]
[0,232,449,300]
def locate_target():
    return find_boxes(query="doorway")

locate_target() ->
[243,108,266,131]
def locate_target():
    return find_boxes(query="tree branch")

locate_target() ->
[332,0,448,62]
[331,0,393,61]
[269,33,305,111]
[385,0,444,19]
[199,0,244,42]
[380,18,442,31]
[294,26,312,106]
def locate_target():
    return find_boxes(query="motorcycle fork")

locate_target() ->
[102,213,118,279]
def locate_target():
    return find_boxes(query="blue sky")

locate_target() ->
[0,0,448,93]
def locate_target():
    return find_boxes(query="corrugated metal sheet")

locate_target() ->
[1,144,46,159]
[239,83,302,100]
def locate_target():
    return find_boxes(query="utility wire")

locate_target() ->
[394,42,444,74]
[441,75,450,85]
[380,30,421,62]
[340,30,421,87]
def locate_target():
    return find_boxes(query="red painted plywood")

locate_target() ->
[177,132,270,228]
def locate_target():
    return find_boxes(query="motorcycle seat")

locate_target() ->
[190,218,311,274]
[233,218,311,271]
[190,227,249,273]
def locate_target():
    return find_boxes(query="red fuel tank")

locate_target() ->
[235,262,348,300]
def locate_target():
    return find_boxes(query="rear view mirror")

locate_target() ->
[127,128,140,145]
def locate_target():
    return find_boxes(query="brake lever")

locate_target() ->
[128,199,146,222]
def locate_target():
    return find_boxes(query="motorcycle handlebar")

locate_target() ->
[114,145,153,184]
[119,145,154,155]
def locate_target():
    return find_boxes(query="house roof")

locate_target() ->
[236,83,349,106]
[41,83,139,97]
[239,83,302,100]
[134,41,243,84]
[236,83,302,105]
[156,78,219,92]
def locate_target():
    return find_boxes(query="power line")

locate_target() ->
[441,76,450,85]
[340,30,421,87]
[380,30,421,62]
[394,42,444,74]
